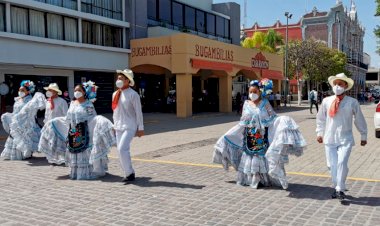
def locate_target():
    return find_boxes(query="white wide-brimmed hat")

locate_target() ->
[44,83,62,95]
[116,69,135,86]
[328,73,354,91]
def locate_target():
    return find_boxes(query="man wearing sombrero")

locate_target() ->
[316,73,367,200]
[112,69,144,183]
[43,83,68,123]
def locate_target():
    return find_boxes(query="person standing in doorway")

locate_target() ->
[309,88,318,114]
[112,69,144,183]
[316,73,367,201]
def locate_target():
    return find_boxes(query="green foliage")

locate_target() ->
[287,39,348,82]
[241,30,284,53]
[375,0,380,53]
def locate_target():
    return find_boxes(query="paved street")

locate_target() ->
[1,103,380,225]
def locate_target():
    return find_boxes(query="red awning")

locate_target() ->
[261,69,284,80]
[191,59,233,71]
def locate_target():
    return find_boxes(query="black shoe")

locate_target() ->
[122,173,135,182]
[336,191,346,200]
[331,191,338,199]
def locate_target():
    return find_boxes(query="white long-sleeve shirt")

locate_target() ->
[44,97,68,123]
[112,88,144,131]
[316,95,367,145]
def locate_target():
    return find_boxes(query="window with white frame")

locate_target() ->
[82,20,122,48]
[81,0,122,20]
[10,6,78,42]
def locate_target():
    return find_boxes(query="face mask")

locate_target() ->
[18,91,26,98]
[249,93,259,101]
[332,85,345,95]
[74,91,83,99]
[46,91,53,98]
[116,80,124,88]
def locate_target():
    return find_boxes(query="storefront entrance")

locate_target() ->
[134,73,167,113]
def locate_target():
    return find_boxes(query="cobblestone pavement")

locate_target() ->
[1,103,380,225]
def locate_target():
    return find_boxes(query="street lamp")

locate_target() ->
[284,12,292,107]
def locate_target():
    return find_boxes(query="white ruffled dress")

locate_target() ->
[213,99,306,189]
[38,100,116,180]
[1,93,46,160]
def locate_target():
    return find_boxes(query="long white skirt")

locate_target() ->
[39,115,116,180]
[213,116,306,189]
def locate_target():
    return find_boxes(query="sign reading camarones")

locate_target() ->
[131,45,172,57]
[251,52,269,69]
[195,44,234,62]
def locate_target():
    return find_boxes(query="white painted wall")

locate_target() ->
[0,34,130,72]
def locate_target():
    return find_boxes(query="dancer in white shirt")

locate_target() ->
[112,69,144,182]
[41,83,68,164]
[44,83,68,123]
[316,73,367,200]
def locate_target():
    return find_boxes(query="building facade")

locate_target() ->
[0,0,130,113]
[128,0,283,117]
[242,0,368,99]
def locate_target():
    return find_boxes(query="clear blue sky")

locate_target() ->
[213,0,379,68]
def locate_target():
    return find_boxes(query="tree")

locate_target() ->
[375,0,380,54]
[241,29,284,53]
[287,39,348,104]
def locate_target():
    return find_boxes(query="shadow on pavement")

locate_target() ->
[126,176,205,190]
[99,173,124,182]
[26,156,51,167]
[287,183,380,206]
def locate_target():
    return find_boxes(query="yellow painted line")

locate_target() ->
[108,155,380,182]
[144,120,159,124]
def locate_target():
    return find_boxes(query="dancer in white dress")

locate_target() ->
[39,81,116,179]
[213,79,307,189]
[1,80,45,160]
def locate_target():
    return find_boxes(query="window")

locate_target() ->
[184,6,195,29]
[82,20,122,48]
[64,17,78,42]
[206,13,215,35]
[224,19,229,38]
[158,0,171,23]
[29,10,45,37]
[34,0,77,10]
[11,7,28,35]
[172,2,183,26]
[196,10,205,33]
[148,0,157,20]
[81,0,122,20]
[216,16,224,37]
[0,4,5,32]
[47,13,64,40]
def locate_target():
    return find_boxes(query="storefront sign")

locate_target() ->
[131,45,172,57]
[251,52,269,69]
[195,44,234,62]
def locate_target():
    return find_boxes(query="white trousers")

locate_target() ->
[325,143,352,192]
[116,130,135,177]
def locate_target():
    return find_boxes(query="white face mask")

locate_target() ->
[74,91,83,99]
[249,93,259,101]
[18,91,26,98]
[332,85,345,95]
[46,91,53,98]
[116,80,124,88]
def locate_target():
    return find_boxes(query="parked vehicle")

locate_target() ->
[374,100,380,138]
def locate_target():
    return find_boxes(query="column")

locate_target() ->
[219,75,232,113]
[327,22,333,48]
[78,18,82,43]
[176,73,192,117]
[5,3,11,32]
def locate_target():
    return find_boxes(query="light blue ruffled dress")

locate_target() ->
[213,98,307,189]
[39,100,116,180]
[1,93,45,160]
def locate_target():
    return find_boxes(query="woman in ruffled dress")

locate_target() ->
[213,79,307,189]
[39,81,115,180]
[1,80,46,160]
